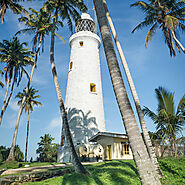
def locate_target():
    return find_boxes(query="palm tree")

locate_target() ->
[0,37,34,125]
[16,87,42,162]
[45,0,88,174]
[143,87,185,157]
[93,0,161,184]
[7,8,52,161]
[0,0,28,24]
[102,0,163,177]
[131,0,185,57]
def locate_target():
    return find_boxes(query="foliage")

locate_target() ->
[0,146,9,163]
[0,80,4,87]
[45,0,87,31]
[131,0,185,57]
[0,37,34,85]
[13,145,24,162]
[0,145,23,163]
[0,37,34,125]
[16,86,42,113]
[159,157,185,185]
[16,7,54,51]
[36,134,60,162]
[143,86,185,156]
[0,0,28,24]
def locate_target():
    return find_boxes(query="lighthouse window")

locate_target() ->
[90,83,96,92]
[69,62,73,70]
[61,136,65,146]
[79,41,83,46]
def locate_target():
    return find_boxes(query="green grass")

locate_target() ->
[0,161,59,170]
[1,158,185,185]
[159,157,185,185]
[24,160,141,185]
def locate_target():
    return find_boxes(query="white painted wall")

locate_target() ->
[65,31,105,140]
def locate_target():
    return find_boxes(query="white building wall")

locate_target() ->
[65,31,105,139]
[58,31,105,163]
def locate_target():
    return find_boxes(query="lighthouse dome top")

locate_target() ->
[75,13,95,33]
[81,13,93,21]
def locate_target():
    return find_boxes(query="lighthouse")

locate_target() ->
[58,13,105,162]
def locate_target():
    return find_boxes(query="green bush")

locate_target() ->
[0,145,24,163]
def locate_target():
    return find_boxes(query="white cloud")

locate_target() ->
[124,44,149,74]
[2,111,27,129]
[47,116,62,130]
[9,100,19,111]
[17,22,25,31]
[32,74,48,86]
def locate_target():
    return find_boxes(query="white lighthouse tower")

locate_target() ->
[58,13,105,162]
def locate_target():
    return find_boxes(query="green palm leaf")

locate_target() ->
[131,0,185,57]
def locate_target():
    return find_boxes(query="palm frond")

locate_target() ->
[143,106,158,123]
[145,22,158,47]
[55,32,65,43]
[176,94,185,114]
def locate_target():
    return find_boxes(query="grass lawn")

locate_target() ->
[25,160,141,185]
[1,158,185,185]
[158,157,185,185]
[0,161,59,170]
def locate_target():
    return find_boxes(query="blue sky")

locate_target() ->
[0,0,185,160]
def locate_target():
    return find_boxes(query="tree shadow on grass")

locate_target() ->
[93,167,140,184]
[61,161,141,185]
[62,173,95,185]
[118,160,139,176]
[90,160,140,184]
[159,161,178,175]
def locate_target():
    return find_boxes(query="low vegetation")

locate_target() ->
[159,157,185,185]
[1,158,180,185]
[0,161,59,170]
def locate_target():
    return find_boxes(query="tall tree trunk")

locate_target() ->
[1,3,6,24]
[0,70,16,125]
[49,18,88,175]
[25,110,30,162]
[93,0,161,184]
[171,29,185,53]
[0,76,11,125]
[102,0,163,178]
[7,36,42,162]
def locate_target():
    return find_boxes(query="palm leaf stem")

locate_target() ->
[171,29,185,53]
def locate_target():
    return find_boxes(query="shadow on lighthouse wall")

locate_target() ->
[66,108,99,144]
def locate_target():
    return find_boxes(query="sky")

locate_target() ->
[0,0,185,160]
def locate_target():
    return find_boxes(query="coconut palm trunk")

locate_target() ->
[171,29,185,53]
[0,3,6,24]
[102,0,163,178]
[49,18,88,175]
[7,36,42,161]
[0,70,17,125]
[24,109,30,162]
[0,76,11,125]
[93,0,160,184]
